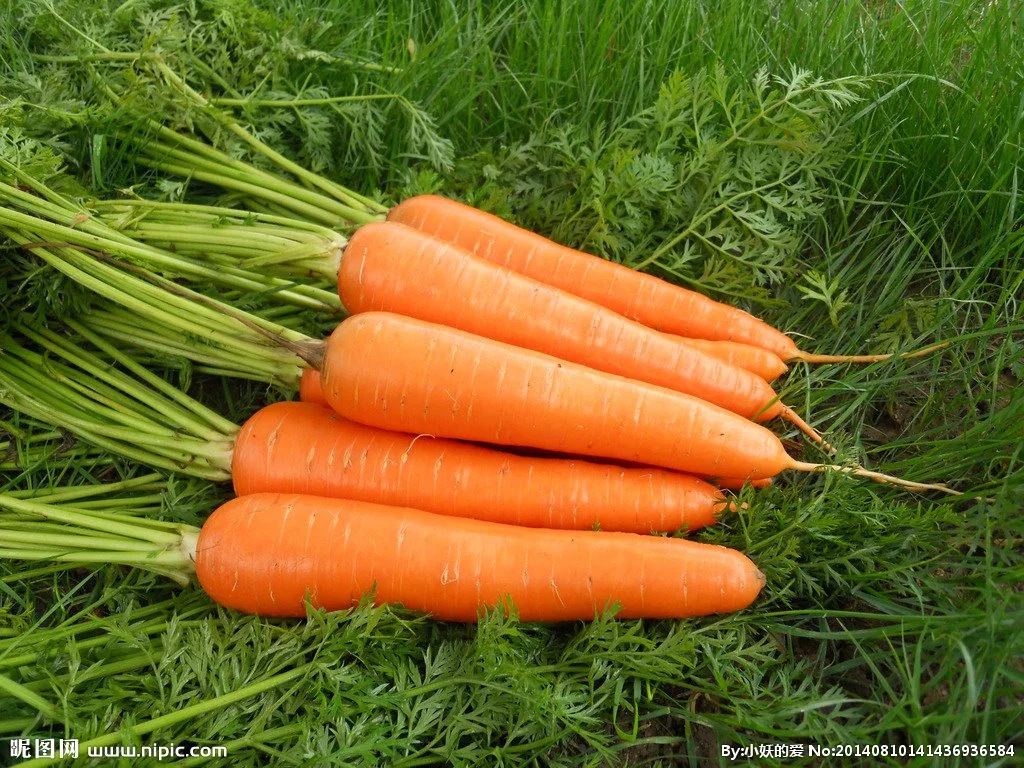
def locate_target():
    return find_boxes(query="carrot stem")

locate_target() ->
[15,324,231,441]
[10,234,309,355]
[0,673,57,719]
[5,223,312,386]
[82,308,303,385]
[133,150,350,227]
[154,59,387,219]
[0,187,339,314]
[0,496,196,584]
[6,474,165,503]
[9,325,235,442]
[66,321,239,436]
[89,199,343,237]
[0,496,185,545]
[0,334,235,480]
[94,203,345,281]
[0,529,170,553]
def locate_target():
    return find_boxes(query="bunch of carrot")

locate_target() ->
[23,194,969,624]
[1,130,956,626]
[237,191,966,619]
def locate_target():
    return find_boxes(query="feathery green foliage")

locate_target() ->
[431,66,863,301]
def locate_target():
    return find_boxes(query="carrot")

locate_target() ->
[388,195,946,365]
[674,338,788,382]
[313,312,954,493]
[194,493,765,621]
[235,401,731,533]
[338,221,826,446]
[299,367,326,405]
[0,491,765,622]
[300,370,773,494]
[711,476,774,490]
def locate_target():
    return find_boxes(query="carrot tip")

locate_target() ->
[718,498,749,514]
[780,406,835,454]
[791,460,960,495]
[791,341,950,365]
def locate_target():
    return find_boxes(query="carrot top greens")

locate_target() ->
[0,324,238,480]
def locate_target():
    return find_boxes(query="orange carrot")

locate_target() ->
[711,476,774,490]
[234,401,730,533]
[338,221,824,445]
[307,333,785,389]
[388,195,945,365]
[299,367,325,404]
[194,493,766,621]
[313,312,953,493]
[674,338,788,382]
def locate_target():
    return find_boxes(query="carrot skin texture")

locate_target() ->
[712,476,773,490]
[339,221,788,423]
[299,367,326,405]
[299,369,773,478]
[233,401,729,533]
[674,338,788,382]
[387,195,801,359]
[320,312,788,480]
[195,493,765,621]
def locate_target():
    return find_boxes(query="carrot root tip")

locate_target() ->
[792,461,960,495]
[791,341,950,366]
[780,406,835,454]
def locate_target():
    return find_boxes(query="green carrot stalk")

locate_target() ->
[0,423,111,472]
[90,199,348,282]
[80,307,303,384]
[0,327,239,481]
[131,58,388,219]
[97,67,387,228]
[3,229,311,386]
[0,673,57,718]
[0,493,198,584]
[0,136,343,314]
[0,185,342,315]
[6,473,166,503]
[2,140,334,384]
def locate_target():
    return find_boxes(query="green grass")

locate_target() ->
[1,0,1022,765]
